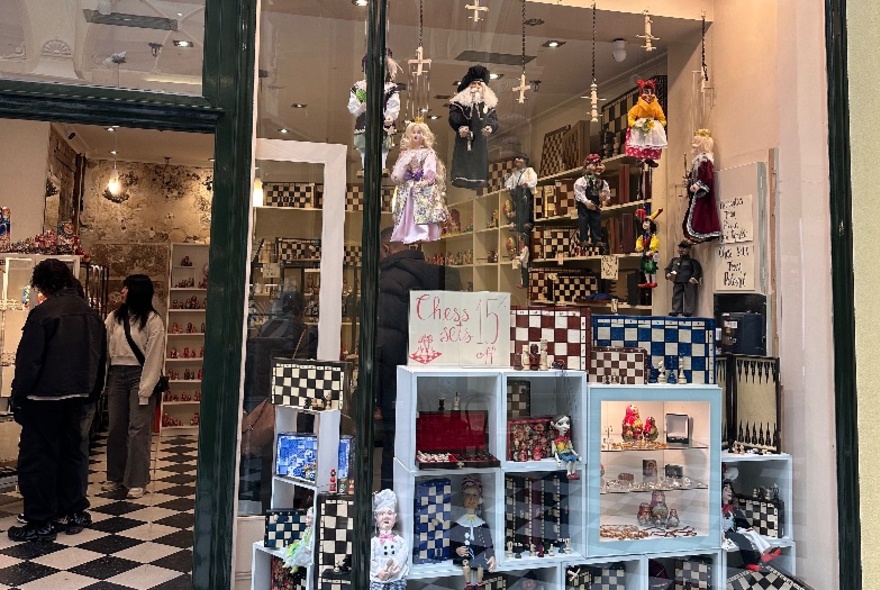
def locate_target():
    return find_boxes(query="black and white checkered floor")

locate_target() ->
[0,434,195,589]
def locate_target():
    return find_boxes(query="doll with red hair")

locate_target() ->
[625,79,667,168]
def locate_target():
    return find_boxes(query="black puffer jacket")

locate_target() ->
[12,289,106,402]
[377,249,460,367]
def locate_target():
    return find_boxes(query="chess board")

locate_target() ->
[510,306,590,371]
[566,563,627,590]
[528,269,599,304]
[486,157,518,193]
[554,178,577,217]
[412,478,452,564]
[507,379,531,417]
[343,244,362,266]
[345,184,394,212]
[272,359,350,410]
[601,76,668,158]
[589,346,648,384]
[737,495,783,538]
[727,564,814,590]
[265,182,320,209]
[591,315,715,384]
[539,228,575,259]
[265,509,309,549]
[674,557,712,590]
[315,494,354,590]
[276,237,322,262]
[534,185,548,220]
[540,125,572,176]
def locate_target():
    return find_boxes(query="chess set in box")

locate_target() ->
[504,472,570,556]
[412,477,452,564]
[414,411,500,469]
[736,491,784,538]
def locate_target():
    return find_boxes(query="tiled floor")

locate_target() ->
[0,434,196,590]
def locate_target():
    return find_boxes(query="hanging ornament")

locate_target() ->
[700,11,709,93]
[637,10,659,51]
[407,0,432,122]
[465,0,489,23]
[589,1,599,122]
[513,0,530,104]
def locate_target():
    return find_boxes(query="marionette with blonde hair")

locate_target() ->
[625,79,668,168]
[348,49,402,172]
[635,208,663,288]
[389,120,448,244]
[683,129,722,243]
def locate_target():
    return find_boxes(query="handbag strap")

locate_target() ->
[122,314,146,367]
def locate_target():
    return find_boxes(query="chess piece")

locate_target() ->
[513,349,523,370]
[656,360,666,383]
[438,398,445,412]
[505,541,514,559]
[564,538,572,554]
[452,392,461,411]
[539,338,548,371]
[520,345,529,371]
[529,344,540,371]
[666,366,676,384]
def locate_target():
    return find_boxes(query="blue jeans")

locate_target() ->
[106,366,157,488]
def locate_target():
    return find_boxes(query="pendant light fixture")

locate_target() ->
[512,0,530,105]
[107,126,121,195]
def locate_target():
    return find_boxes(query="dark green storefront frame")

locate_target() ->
[0,0,861,588]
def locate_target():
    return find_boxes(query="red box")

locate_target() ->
[415,411,500,469]
[507,416,554,462]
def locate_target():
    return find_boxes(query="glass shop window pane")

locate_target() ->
[0,0,205,95]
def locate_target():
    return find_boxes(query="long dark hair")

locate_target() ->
[114,274,157,330]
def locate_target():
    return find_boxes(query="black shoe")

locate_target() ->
[669,312,680,317]
[645,159,659,168]
[65,511,92,535]
[8,522,57,543]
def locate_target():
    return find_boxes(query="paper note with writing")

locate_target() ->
[262,263,281,279]
[601,255,619,280]
[719,194,754,243]
[408,291,511,366]
[715,242,756,291]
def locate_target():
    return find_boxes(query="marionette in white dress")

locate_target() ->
[389,121,448,244]
[625,79,667,168]
[370,489,409,590]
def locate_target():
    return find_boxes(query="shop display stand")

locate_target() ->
[162,243,209,435]
[394,367,731,589]
[251,406,341,590]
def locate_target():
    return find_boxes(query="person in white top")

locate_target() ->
[101,275,166,499]
[504,153,538,235]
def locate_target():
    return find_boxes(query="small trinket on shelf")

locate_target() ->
[181,256,192,266]
[452,392,460,411]
[438,398,445,412]
[171,322,181,334]
[539,338,548,371]
[505,542,514,559]
[551,415,581,479]
[520,345,529,371]
[182,347,190,358]
[329,469,337,493]
[528,344,539,371]
[194,390,201,401]
[564,538,572,554]
[197,369,202,380]
[186,322,194,333]
[200,322,206,332]
[169,347,178,359]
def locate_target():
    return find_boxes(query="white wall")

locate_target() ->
[0,119,50,241]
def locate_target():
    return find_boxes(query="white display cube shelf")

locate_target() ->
[270,407,339,509]
[587,384,722,557]
[646,549,724,590]
[561,556,644,590]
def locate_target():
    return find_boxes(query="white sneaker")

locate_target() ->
[101,481,123,492]
[126,487,146,499]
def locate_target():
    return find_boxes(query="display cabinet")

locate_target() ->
[162,243,209,434]
[586,384,722,557]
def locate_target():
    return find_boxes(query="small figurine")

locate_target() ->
[515,233,529,289]
[452,392,461,411]
[529,344,540,371]
[329,469,337,493]
[539,339,548,371]
[722,469,781,570]
[181,256,192,267]
[664,241,703,317]
[642,416,659,442]
[635,208,663,288]
[370,489,409,588]
[450,476,496,586]
[625,78,667,168]
[563,538,572,554]
[550,415,581,479]
[169,347,178,359]
[573,154,611,251]
[520,345,529,371]
[637,502,652,526]
[649,490,669,526]
[666,508,680,528]
[505,153,537,234]
[505,541,514,559]
[621,405,644,442]
[171,322,181,334]
[655,360,666,383]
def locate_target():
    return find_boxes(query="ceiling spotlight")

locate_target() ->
[524,18,545,26]
[428,114,441,120]
[110,150,117,155]
[106,127,115,132]
[612,38,627,63]
[489,73,503,80]
[542,40,565,48]
[173,40,194,48]
[290,103,307,109]
[208,158,215,162]
[278,128,290,134]
[352,0,367,5]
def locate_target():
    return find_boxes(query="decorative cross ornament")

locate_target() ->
[637,10,659,51]
[589,81,599,122]
[408,45,431,78]
[513,73,530,104]
[465,0,489,22]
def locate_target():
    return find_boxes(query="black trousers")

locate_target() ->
[671,282,698,316]
[577,202,602,244]
[18,398,90,523]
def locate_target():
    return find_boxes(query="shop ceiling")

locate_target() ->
[4,1,712,165]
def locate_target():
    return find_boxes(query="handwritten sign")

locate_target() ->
[719,194,754,243]
[408,291,511,367]
[600,255,619,280]
[715,242,755,291]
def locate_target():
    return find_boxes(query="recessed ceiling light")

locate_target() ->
[173,40,193,48]
[524,18,544,26]
[110,150,117,155]
[278,128,290,134]
[352,0,367,5]
[106,127,115,132]
[177,12,183,17]
[489,73,503,80]
[290,103,307,109]
[208,158,215,162]
[428,114,441,120]
[542,40,566,48]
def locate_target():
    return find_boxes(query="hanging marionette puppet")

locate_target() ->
[348,49,402,175]
[683,129,722,244]
[573,154,611,253]
[625,78,667,168]
[450,476,497,587]
[370,489,409,590]
[389,121,448,244]
[449,65,499,190]
[635,208,663,288]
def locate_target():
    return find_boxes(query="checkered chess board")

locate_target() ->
[265,182,320,209]
[727,564,814,590]
[0,433,195,589]
[412,478,451,564]
[554,179,577,217]
[343,244,362,266]
[589,346,648,384]
[539,125,572,177]
[566,563,627,590]
[506,379,531,418]
[345,184,394,212]
[540,228,574,259]
[738,496,783,538]
[528,269,599,304]
[591,315,715,384]
[315,494,354,590]
[510,306,590,371]
[265,509,309,549]
[272,359,349,410]
[487,157,518,193]
[674,557,712,590]
[276,237,322,262]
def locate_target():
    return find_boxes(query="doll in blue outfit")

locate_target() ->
[370,489,409,590]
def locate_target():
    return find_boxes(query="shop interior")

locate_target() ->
[0,0,833,589]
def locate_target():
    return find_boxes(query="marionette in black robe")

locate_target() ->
[448,65,499,190]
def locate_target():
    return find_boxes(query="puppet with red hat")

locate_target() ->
[625,79,667,168]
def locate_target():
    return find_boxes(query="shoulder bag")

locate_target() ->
[122,315,170,395]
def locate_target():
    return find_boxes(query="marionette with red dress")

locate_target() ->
[635,208,662,288]
[625,79,668,167]
[683,129,722,243]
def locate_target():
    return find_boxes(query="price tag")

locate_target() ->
[262,263,281,279]
[600,255,619,280]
